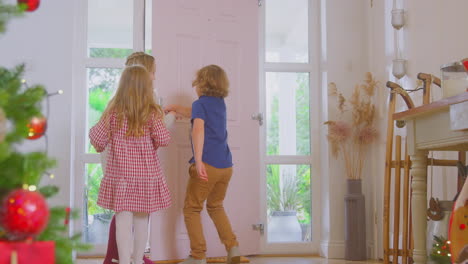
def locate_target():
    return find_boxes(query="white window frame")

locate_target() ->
[258,0,322,254]
[72,0,148,256]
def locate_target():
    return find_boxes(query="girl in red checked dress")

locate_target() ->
[102,52,175,264]
[89,65,171,264]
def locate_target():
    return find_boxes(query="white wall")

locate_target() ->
[366,0,395,260]
[319,0,372,259]
[0,0,76,208]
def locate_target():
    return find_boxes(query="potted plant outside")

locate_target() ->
[267,165,310,242]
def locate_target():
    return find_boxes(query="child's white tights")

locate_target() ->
[115,211,149,264]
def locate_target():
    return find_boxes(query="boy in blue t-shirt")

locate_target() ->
[166,65,241,264]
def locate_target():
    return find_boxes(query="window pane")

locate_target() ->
[266,72,310,156]
[145,0,152,54]
[87,68,122,153]
[83,163,112,244]
[88,0,133,58]
[265,0,309,63]
[267,164,311,243]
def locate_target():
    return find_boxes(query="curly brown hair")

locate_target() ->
[192,65,229,98]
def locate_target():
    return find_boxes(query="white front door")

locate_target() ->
[150,0,260,260]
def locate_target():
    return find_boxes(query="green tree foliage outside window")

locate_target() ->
[296,73,310,155]
[87,65,122,153]
[267,164,311,225]
[89,48,133,59]
[267,94,279,155]
[266,73,312,226]
[85,49,126,217]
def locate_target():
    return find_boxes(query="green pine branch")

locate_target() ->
[39,185,60,198]
[0,152,56,191]
[0,65,46,145]
[430,235,451,264]
[0,63,91,261]
[38,207,92,264]
[0,0,25,34]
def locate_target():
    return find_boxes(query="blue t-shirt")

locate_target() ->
[189,96,233,168]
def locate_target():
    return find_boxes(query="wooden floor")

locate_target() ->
[77,256,383,264]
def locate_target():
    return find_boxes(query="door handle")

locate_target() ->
[251,113,263,126]
[252,223,264,235]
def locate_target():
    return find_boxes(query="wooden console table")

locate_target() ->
[393,92,468,264]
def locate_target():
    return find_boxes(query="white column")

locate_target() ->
[410,150,428,264]
[278,74,297,192]
[278,74,297,156]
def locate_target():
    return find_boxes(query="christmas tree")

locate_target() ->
[430,235,452,264]
[0,1,89,263]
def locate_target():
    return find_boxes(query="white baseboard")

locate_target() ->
[320,240,345,259]
[320,240,376,260]
[367,243,375,260]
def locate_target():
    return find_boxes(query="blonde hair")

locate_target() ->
[125,52,156,74]
[192,65,229,98]
[102,65,163,137]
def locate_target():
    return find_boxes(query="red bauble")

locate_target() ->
[463,59,468,72]
[0,189,49,240]
[17,0,40,12]
[64,207,71,225]
[26,116,47,140]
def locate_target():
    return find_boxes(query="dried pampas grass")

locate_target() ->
[325,72,379,180]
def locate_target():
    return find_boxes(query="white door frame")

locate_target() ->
[258,0,322,254]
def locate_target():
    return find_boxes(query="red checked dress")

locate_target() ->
[89,112,172,213]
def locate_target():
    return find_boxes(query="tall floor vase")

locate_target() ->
[344,179,367,260]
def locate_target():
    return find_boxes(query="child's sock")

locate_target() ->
[116,211,133,264]
[133,212,149,264]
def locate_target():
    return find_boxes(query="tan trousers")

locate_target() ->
[183,163,239,259]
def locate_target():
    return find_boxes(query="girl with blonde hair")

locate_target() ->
[90,65,171,264]
[102,52,175,264]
